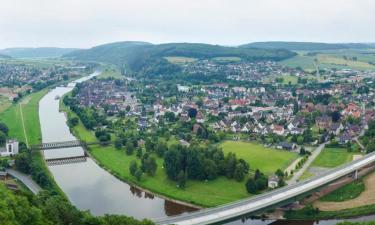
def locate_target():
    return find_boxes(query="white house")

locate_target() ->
[0,139,19,157]
[268,175,280,189]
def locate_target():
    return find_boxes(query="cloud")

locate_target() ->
[0,0,374,48]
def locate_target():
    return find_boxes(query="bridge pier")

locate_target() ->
[354,169,358,180]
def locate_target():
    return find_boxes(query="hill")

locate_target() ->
[0,47,79,58]
[0,53,11,59]
[64,41,296,72]
[242,42,373,51]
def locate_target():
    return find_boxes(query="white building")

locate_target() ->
[268,175,280,189]
[0,139,19,157]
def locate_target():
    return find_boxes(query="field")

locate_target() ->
[280,50,375,72]
[90,145,249,207]
[212,57,242,62]
[164,56,197,64]
[320,180,365,202]
[220,141,298,175]
[311,148,357,168]
[0,90,47,145]
[62,99,298,206]
[314,172,375,212]
[97,65,124,79]
[0,96,11,113]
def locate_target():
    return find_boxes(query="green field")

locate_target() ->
[164,56,197,64]
[90,145,249,207]
[97,65,124,79]
[0,90,47,145]
[0,96,11,113]
[62,100,298,206]
[320,180,365,202]
[212,57,241,62]
[280,50,375,72]
[220,141,298,175]
[311,148,357,168]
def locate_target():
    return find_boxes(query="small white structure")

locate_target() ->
[0,139,19,157]
[268,175,280,189]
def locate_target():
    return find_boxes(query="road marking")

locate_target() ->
[19,103,29,148]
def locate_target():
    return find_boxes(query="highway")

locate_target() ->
[155,151,375,225]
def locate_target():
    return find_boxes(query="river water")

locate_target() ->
[39,71,195,219]
[38,71,374,224]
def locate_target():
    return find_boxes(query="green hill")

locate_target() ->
[0,53,11,59]
[0,47,79,58]
[64,41,296,72]
[242,42,373,51]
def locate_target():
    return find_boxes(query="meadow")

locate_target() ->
[311,147,357,168]
[220,141,298,175]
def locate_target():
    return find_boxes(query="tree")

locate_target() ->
[114,138,123,150]
[135,169,142,181]
[332,111,341,122]
[155,141,167,157]
[145,138,154,152]
[15,153,31,174]
[126,141,135,155]
[68,117,79,127]
[136,147,143,158]
[234,163,246,182]
[177,170,187,189]
[203,159,218,180]
[246,178,257,194]
[0,123,9,135]
[275,169,284,178]
[188,108,197,118]
[0,131,6,146]
[129,160,138,176]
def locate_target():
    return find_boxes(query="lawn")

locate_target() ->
[320,180,365,202]
[281,75,299,85]
[311,148,357,168]
[0,96,11,113]
[164,56,197,64]
[61,103,259,207]
[90,145,250,207]
[0,89,47,145]
[220,141,298,175]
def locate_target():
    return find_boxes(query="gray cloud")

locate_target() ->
[0,0,374,48]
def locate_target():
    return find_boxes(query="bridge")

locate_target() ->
[155,151,375,225]
[32,140,84,150]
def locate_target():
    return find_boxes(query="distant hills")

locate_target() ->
[241,42,374,51]
[0,53,11,59]
[64,41,296,72]
[0,47,79,58]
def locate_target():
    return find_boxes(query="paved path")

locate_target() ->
[19,103,29,148]
[287,142,327,185]
[6,169,42,194]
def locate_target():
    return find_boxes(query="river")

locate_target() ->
[38,71,375,224]
[39,71,196,220]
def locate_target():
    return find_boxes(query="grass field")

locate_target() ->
[0,90,47,145]
[164,56,197,64]
[311,148,357,168]
[280,51,375,72]
[0,96,11,113]
[212,57,242,62]
[97,66,124,79]
[62,100,298,206]
[220,141,298,175]
[90,145,249,207]
[320,180,365,202]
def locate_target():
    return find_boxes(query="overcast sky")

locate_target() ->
[1,0,374,49]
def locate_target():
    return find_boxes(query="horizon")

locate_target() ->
[1,0,375,49]
[2,40,375,50]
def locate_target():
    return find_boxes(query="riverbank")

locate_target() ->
[0,88,66,198]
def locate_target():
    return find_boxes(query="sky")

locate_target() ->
[1,0,375,49]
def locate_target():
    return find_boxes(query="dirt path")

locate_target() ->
[314,172,375,211]
[19,103,29,147]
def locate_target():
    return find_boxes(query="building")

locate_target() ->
[268,175,280,189]
[276,142,297,151]
[315,115,332,130]
[0,139,19,157]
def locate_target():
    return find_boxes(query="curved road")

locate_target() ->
[155,150,375,225]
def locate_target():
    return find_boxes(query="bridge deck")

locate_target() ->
[155,151,375,225]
